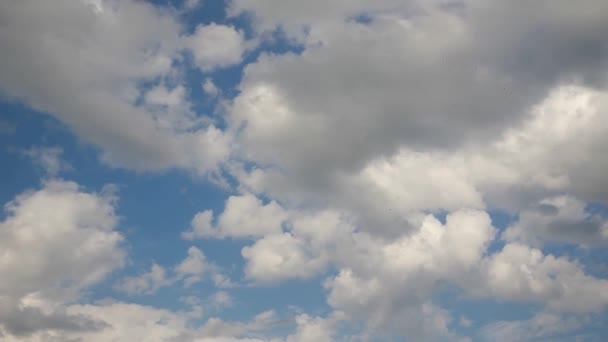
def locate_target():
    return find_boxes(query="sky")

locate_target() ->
[1,0,608,341]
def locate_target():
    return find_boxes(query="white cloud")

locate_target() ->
[323,210,495,340]
[209,291,233,309]
[225,1,608,251]
[203,78,220,97]
[197,310,281,339]
[0,0,231,173]
[145,84,187,108]
[3,0,608,340]
[242,232,326,283]
[114,263,172,296]
[184,0,202,10]
[0,180,125,336]
[285,312,344,342]
[193,193,608,338]
[230,84,608,239]
[479,313,588,342]
[476,243,608,313]
[0,181,331,341]
[184,194,288,239]
[115,245,236,295]
[176,246,210,287]
[184,210,215,240]
[0,180,124,302]
[23,146,71,177]
[188,24,246,71]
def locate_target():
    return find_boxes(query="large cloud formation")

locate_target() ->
[1,0,608,341]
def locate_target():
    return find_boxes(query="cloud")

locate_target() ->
[0,180,124,302]
[0,180,340,341]
[0,0,231,173]
[114,263,173,296]
[0,179,125,336]
[3,0,608,340]
[479,313,588,342]
[0,301,108,338]
[183,194,288,239]
[285,312,344,342]
[503,196,608,247]
[475,243,608,313]
[188,23,247,71]
[209,291,233,309]
[203,78,220,97]
[225,1,608,243]
[188,191,608,338]
[184,0,202,10]
[114,245,235,295]
[23,146,71,177]
[242,232,326,283]
[230,84,608,238]
[175,246,210,287]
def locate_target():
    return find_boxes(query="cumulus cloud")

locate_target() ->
[502,196,608,247]
[187,191,608,339]
[188,24,247,71]
[0,180,124,302]
[225,1,608,245]
[0,180,125,336]
[4,0,608,340]
[176,246,210,287]
[476,243,608,313]
[231,84,608,239]
[0,0,232,173]
[183,194,288,239]
[479,313,588,342]
[0,180,340,341]
[115,245,234,295]
[242,232,326,283]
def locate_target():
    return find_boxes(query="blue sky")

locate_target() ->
[1,0,608,341]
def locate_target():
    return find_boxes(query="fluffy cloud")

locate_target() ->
[115,245,231,295]
[4,0,608,340]
[242,232,326,283]
[231,84,608,238]
[176,246,210,287]
[284,313,344,342]
[502,196,608,247]
[0,0,231,172]
[0,180,124,302]
[0,180,340,341]
[188,24,247,71]
[226,1,608,241]
[0,180,125,336]
[184,194,288,239]
[189,191,608,339]
[479,313,588,342]
[323,211,495,340]
[476,243,608,313]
